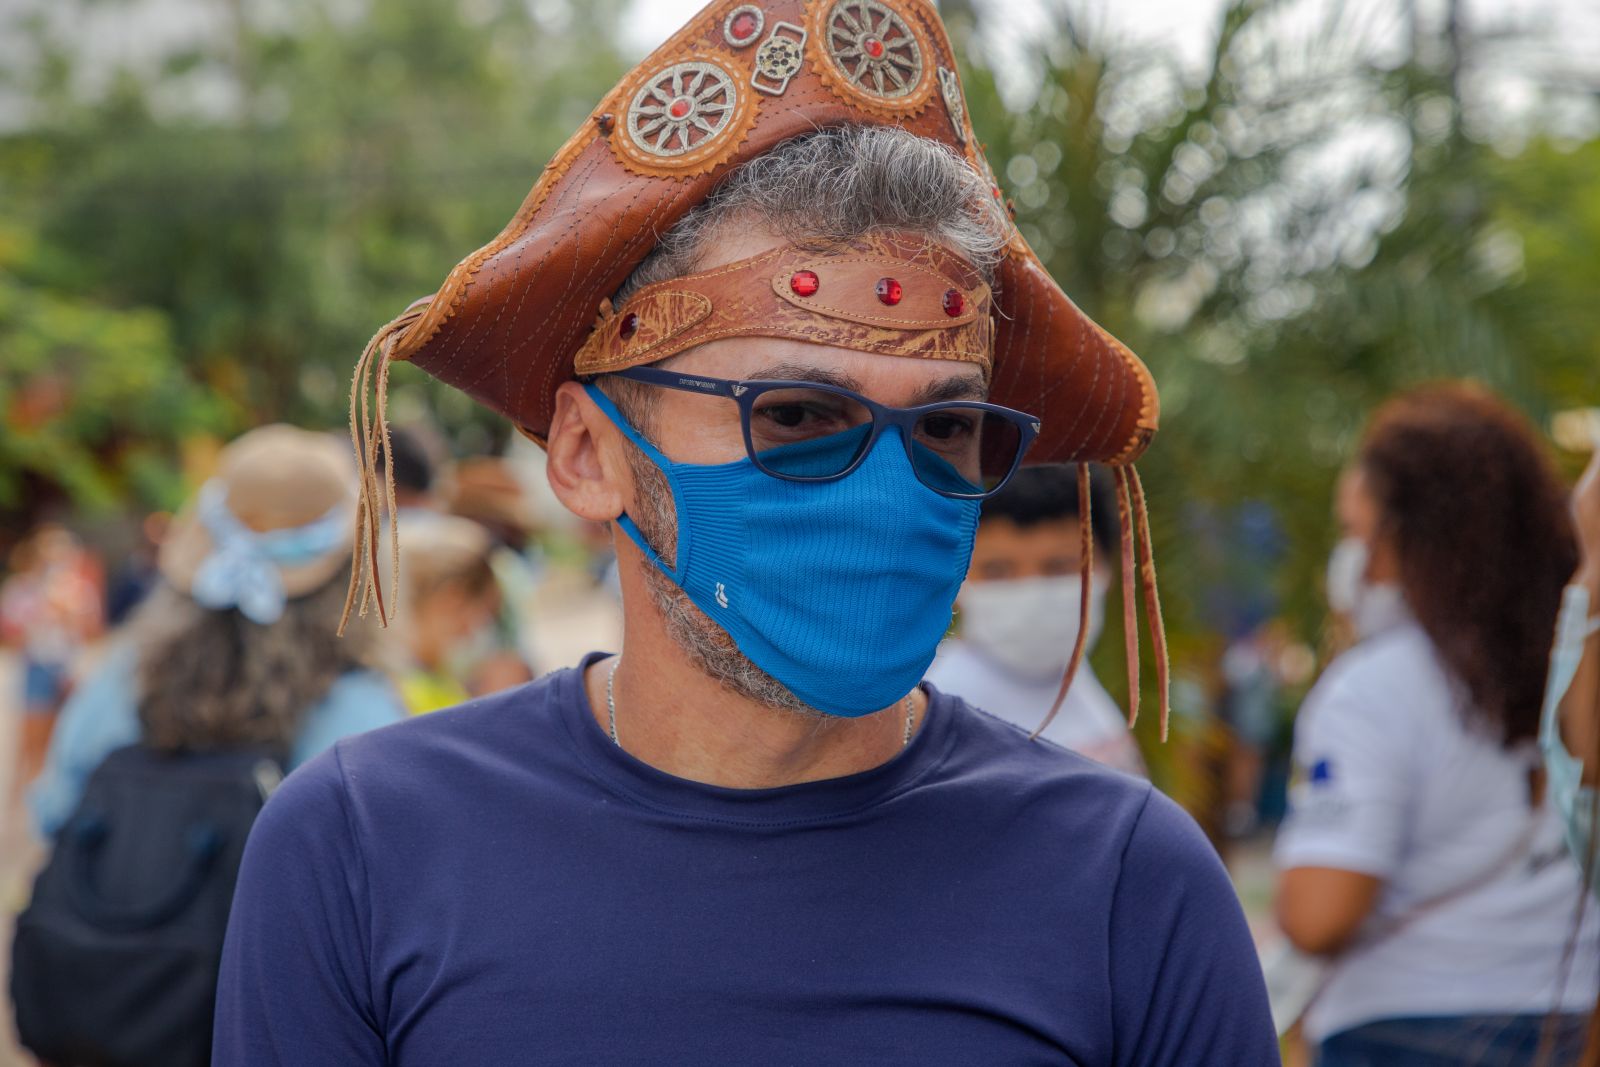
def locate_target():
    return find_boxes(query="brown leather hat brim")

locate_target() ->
[379,0,1157,466]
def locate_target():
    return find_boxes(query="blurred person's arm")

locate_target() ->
[1276,868,1383,955]
[1554,451,1600,785]
[27,644,141,838]
[214,745,387,1065]
[1539,451,1600,892]
[1273,660,1408,956]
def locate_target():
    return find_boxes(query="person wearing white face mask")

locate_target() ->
[1272,383,1598,1065]
[926,466,1146,777]
[1324,534,1408,645]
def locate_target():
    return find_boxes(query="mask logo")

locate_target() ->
[1310,758,1334,786]
[716,582,730,609]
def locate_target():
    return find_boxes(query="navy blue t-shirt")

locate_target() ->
[214,658,1277,1065]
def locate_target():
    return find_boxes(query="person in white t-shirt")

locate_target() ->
[1274,383,1599,1065]
[926,466,1146,777]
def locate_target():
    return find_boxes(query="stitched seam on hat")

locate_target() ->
[526,180,661,385]
[537,185,683,405]
[455,148,654,399]
[396,122,601,365]
[428,145,611,381]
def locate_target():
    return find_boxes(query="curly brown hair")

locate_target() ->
[133,576,382,751]
[1358,382,1577,747]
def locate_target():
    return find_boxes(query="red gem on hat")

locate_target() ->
[668,97,692,119]
[790,270,820,297]
[942,288,965,317]
[619,312,639,339]
[730,11,760,42]
[864,37,885,59]
[876,277,903,306]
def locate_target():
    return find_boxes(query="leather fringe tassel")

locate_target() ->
[1033,463,1096,740]
[1129,467,1171,741]
[1114,465,1141,730]
[1096,464,1173,742]
[338,304,428,637]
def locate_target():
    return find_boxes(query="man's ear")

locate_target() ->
[546,381,629,523]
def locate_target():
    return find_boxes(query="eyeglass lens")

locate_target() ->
[747,387,1024,495]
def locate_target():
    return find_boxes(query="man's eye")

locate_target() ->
[761,404,810,428]
[919,413,977,442]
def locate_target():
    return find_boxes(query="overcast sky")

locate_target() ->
[623,0,1600,95]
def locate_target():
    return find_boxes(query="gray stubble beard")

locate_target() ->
[622,444,822,719]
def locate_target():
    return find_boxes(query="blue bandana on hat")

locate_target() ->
[190,480,349,625]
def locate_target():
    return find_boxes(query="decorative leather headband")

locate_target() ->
[574,236,993,380]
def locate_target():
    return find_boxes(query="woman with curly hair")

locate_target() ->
[28,424,406,837]
[1274,383,1598,1065]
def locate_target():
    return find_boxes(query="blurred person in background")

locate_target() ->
[1540,444,1600,1065]
[384,423,446,516]
[14,424,405,1067]
[104,512,169,627]
[445,456,539,693]
[1542,445,1600,886]
[28,424,406,838]
[1219,619,1286,837]
[0,523,104,797]
[394,513,504,714]
[926,464,1145,776]
[1273,382,1598,1064]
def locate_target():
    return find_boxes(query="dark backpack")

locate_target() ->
[10,743,283,1067]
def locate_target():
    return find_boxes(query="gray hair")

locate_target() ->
[605,125,1009,430]
[617,124,1011,304]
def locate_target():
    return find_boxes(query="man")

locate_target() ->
[215,2,1277,1063]
[927,465,1147,776]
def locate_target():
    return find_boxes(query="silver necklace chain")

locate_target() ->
[606,657,916,748]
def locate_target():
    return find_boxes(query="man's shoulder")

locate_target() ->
[273,667,579,817]
[935,690,1153,823]
[938,693,1225,908]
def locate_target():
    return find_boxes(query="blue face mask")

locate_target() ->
[585,384,981,717]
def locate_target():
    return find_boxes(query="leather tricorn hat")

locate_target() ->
[359,0,1158,469]
[345,0,1170,733]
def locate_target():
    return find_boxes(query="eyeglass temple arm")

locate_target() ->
[610,366,742,400]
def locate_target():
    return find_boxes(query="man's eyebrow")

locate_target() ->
[747,362,989,406]
[746,363,864,392]
[910,374,988,405]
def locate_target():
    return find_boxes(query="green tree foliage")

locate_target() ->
[0,220,219,520]
[951,1,1597,638]
[1,0,630,526]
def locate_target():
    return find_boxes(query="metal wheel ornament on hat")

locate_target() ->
[341,0,1171,739]
[625,63,740,159]
[821,0,924,100]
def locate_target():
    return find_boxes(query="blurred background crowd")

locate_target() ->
[1,0,1598,1063]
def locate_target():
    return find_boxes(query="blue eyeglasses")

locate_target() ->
[602,366,1041,500]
